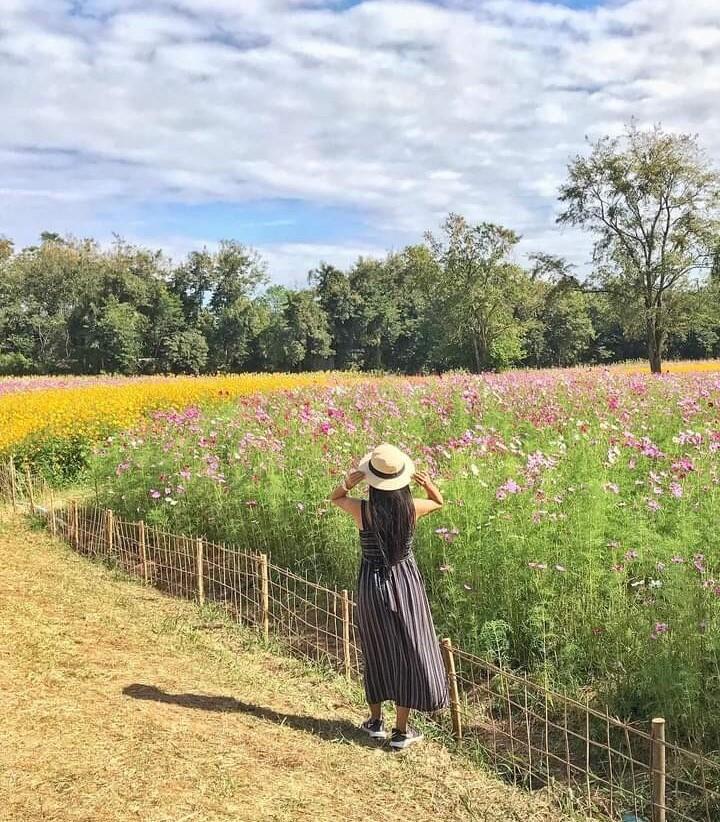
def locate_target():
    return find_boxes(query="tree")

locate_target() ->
[425,213,526,371]
[270,290,332,372]
[172,241,268,372]
[558,124,720,373]
[309,263,357,369]
[524,254,595,367]
[95,296,147,373]
[162,329,209,374]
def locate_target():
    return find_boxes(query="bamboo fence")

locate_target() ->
[3,459,720,822]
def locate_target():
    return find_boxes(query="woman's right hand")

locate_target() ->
[345,469,365,489]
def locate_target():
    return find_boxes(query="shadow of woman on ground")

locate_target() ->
[122,683,378,747]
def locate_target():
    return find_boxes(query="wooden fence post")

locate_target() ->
[9,457,17,511]
[441,637,463,740]
[258,553,269,642]
[25,464,35,514]
[139,520,149,584]
[106,509,114,557]
[341,589,351,679]
[651,717,667,822]
[196,537,205,606]
[71,500,78,549]
[49,486,57,537]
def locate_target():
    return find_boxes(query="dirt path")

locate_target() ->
[0,511,579,822]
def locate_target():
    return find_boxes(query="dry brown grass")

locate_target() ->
[0,511,586,822]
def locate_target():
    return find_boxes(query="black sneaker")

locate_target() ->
[389,726,424,749]
[360,717,387,739]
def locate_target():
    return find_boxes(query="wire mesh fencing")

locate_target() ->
[3,463,720,822]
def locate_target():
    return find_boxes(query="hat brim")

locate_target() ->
[358,450,415,491]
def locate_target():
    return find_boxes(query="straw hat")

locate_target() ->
[358,443,415,491]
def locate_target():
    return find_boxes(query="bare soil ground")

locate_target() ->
[0,511,583,821]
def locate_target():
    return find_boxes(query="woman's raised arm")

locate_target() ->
[412,470,443,519]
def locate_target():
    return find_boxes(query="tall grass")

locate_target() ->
[89,369,720,747]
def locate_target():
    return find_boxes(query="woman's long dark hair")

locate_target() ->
[368,485,415,566]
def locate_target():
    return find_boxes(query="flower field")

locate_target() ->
[0,373,349,478]
[86,367,720,746]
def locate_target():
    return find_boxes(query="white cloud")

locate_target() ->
[2,0,720,280]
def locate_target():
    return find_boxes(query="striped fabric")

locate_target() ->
[356,500,449,712]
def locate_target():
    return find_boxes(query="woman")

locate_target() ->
[330,442,449,749]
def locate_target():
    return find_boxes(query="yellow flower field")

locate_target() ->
[615,359,720,374]
[0,373,346,455]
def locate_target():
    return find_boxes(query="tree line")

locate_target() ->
[2,124,719,376]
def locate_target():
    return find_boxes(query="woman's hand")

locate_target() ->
[412,469,443,507]
[413,470,431,488]
[344,469,365,490]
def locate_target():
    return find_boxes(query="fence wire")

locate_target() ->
[3,462,720,822]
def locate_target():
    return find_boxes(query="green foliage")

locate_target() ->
[2,187,720,375]
[558,123,720,373]
[162,329,209,375]
[0,352,35,376]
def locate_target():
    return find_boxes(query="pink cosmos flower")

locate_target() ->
[651,622,669,640]
[496,479,521,500]
[671,458,694,478]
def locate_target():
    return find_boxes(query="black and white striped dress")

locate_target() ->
[356,500,449,712]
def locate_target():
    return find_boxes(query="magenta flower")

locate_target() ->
[651,622,670,640]
[670,482,683,498]
[671,458,695,478]
[149,489,161,499]
[496,479,521,500]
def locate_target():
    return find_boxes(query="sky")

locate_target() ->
[2,0,720,286]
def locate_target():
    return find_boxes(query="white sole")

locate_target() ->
[390,733,424,749]
[361,726,387,739]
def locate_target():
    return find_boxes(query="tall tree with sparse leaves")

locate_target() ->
[558,124,720,373]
